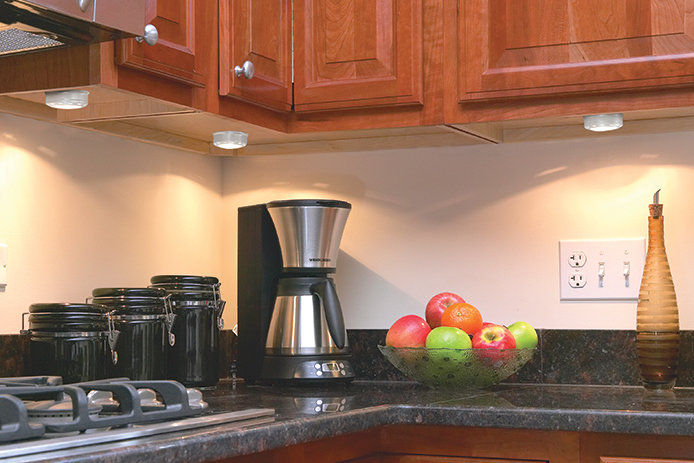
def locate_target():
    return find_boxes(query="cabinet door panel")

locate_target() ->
[219,0,292,112]
[461,0,694,101]
[95,0,146,35]
[294,0,423,112]
[116,0,205,87]
[25,0,93,21]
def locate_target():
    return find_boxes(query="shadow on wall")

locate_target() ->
[224,131,694,222]
[335,250,421,328]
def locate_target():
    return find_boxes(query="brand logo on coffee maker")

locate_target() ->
[309,258,331,262]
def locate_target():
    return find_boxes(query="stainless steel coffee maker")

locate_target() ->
[237,199,354,382]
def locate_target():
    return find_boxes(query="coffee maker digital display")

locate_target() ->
[237,199,354,382]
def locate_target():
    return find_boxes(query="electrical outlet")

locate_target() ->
[559,239,646,300]
[568,273,586,288]
[568,251,587,268]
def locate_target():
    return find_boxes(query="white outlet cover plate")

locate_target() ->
[559,239,646,301]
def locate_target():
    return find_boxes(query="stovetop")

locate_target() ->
[0,376,275,460]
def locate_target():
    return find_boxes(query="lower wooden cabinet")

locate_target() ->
[221,426,694,463]
[348,456,533,463]
[602,459,694,463]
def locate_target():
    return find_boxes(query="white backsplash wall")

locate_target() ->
[222,130,694,330]
[0,114,224,334]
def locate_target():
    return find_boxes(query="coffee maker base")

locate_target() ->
[260,355,355,382]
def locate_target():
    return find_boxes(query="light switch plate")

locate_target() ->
[559,239,646,301]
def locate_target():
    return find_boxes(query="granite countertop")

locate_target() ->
[12,380,694,463]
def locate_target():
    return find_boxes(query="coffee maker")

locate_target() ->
[237,199,354,382]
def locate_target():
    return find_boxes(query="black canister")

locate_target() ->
[150,275,225,387]
[22,303,112,384]
[91,288,175,381]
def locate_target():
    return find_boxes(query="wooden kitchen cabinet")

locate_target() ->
[292,0,423,112]
[458,0,694,102]
[116,0,208,88]
[27,0,94,21]
[221,426,580,463]
[221,426,694,463]
[218,0,293,112]
[580,433,694,463]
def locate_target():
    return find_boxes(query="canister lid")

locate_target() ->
[150,275,220,286]
[27,303,108,333]
[266,199,351,209]
[29,303,107,314]
[92,287,167,299]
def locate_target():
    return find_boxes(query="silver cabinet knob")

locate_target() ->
[135,24,159,46]
[234,60,255,79]
[76,0,93,12]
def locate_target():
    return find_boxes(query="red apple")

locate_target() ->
[425,292,465,328]
[472,324,516,349]
[386,315,431,348]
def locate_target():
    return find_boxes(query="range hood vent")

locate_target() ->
[0,27,62,55]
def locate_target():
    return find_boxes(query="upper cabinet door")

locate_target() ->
[293,0,423,112]
[116,0,206,87]
[461,0,694,101]
[219,0,293,112]
[25,0,93,21]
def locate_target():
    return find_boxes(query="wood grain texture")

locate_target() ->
[116,0,206,87]
[348,455,547,463]
[581,433,694,463]
[30,0,93,21]
[72,119,211,154]
[219,0,292,111]
[602,458,694,463]
[237,131,485,156]
[459,0,694,102]
[293,0,423,112]
[94,0,146,35]
[0,45,93,94]
[378,426,579,463]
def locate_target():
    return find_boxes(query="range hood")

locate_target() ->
[0,0,148,56]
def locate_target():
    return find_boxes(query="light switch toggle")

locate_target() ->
[598,262,606,287]
[623,261,631,287]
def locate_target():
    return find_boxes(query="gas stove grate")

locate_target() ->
[0,377,204,442]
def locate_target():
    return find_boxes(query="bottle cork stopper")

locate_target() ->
[650,204,663,218]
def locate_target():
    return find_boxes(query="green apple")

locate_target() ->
[508,321,538,349]
[425,326,472,349]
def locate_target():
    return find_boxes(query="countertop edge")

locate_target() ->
[44,403,694,463]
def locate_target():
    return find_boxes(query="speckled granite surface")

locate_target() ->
[13,381,694,463]
[348,329,694,386]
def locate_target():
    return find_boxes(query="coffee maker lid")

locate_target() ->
[266,199,351,209]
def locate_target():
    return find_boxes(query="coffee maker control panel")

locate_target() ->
[296,360,354,379]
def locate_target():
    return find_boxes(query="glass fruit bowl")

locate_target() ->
[378,345,536,389]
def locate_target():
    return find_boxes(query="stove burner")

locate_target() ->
[186,388,208,410]
[138,388,165,410]
[87,389,119,411]
[25,396,102,418]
